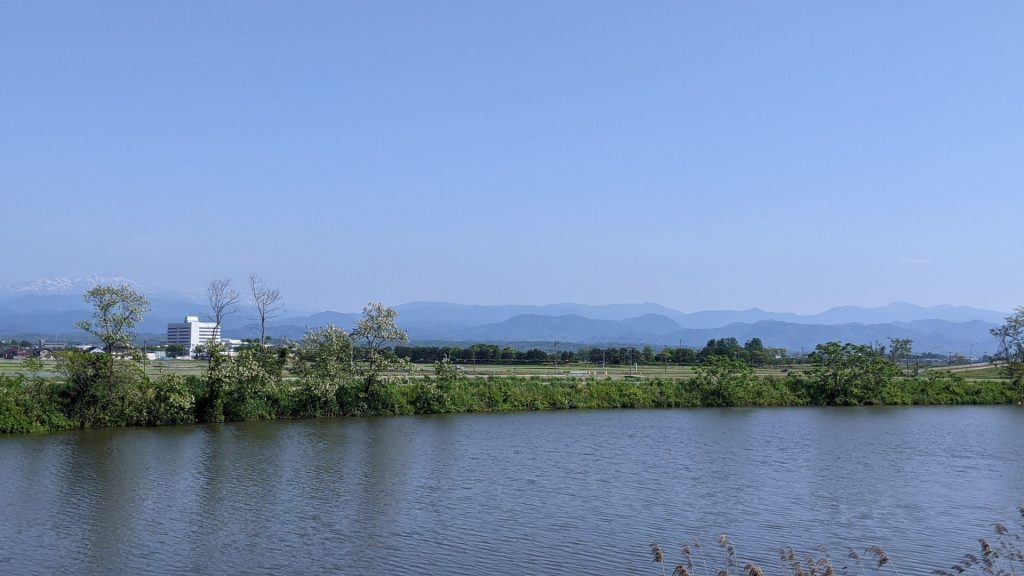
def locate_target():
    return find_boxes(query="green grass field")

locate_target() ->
[1,357,808,381]
[0,358,210,379]
[6,357,1007,383]
[408,362,806,379]
[0,358,61,378]
[927,364,1009,380]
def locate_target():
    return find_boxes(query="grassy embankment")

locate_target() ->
[1,350,1019,435]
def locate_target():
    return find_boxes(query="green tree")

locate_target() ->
[0,373,75,433]
[195,341,230,422]
[657,347,674,364]
[351,302,409,394]
[700,337,742,360]
[165,343,186,358]
[147,374,196,426]
[692,355,754,406]
[291,324,352,417]
[294,324,353,382]
[887,337,913,372]
[221,346,286,421]
[744,337,770,366]
[808,342,901,405]
[75,285,150,353]
[990,307,1024,403]
[414,355,461,413]
[56,349,151,427]
[641,345,655,363]
[20,356,43,375]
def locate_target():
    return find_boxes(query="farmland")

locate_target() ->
[1,357,1008,382]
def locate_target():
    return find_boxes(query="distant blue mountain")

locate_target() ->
[0,288,1007,354]
[395,314,998,355]
[669,319,997,356]
[455,313,683,343]
[804,302,1007,325]
[389,300,1008,328]
[391,301,685,327]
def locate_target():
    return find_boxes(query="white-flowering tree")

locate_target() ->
[990,307,1024,403]
[351,302,408,394]
[75,284,150,353]
[294,324,353,382]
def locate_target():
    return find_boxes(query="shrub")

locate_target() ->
[294,376,340,418]
[412,379,451,413]
[366,379,413,415]
[55,350,151,428]
[221,348,286,422]
[147,374,196,426]
[0,374,75,433]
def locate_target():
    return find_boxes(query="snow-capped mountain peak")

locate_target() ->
[2,275,142,295]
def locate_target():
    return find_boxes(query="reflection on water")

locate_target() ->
[1,407,1022,575]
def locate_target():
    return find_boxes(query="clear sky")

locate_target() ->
[2,1,1022,313]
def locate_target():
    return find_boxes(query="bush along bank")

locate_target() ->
[1,346,1020,434]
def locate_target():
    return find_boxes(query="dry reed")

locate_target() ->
[650,507,1023,576]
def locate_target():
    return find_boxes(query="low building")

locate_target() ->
[2,347,32,360]
[220,339,244,355]
[166,316,221,356]
[70,345,105,354]
[35,341,69,357]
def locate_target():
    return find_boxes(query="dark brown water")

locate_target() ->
[1,406,1022,575]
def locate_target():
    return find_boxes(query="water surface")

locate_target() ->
[1,406,1021,575]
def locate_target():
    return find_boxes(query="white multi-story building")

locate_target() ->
[166,316,221,356]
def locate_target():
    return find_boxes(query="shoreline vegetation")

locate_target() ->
[1,353,1019,434]
[1,283,1022,434]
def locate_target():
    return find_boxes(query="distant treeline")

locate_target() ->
[395,337,787,366]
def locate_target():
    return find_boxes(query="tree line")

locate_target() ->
[392,338,785,366]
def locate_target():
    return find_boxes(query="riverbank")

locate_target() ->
[2,368,1019,434]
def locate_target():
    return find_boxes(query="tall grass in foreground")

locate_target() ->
[651,507,1023,576]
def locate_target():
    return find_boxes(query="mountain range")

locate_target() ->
[0,277,1009,355]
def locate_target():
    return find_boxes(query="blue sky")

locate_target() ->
[2,1,1022,313]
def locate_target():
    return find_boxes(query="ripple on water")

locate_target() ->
[1,407,1022,575]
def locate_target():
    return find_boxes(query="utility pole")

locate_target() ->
[551,342,559,375]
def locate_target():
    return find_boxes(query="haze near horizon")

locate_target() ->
[2,2,1021,314]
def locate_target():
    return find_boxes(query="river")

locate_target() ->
[1,406,1022,575]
